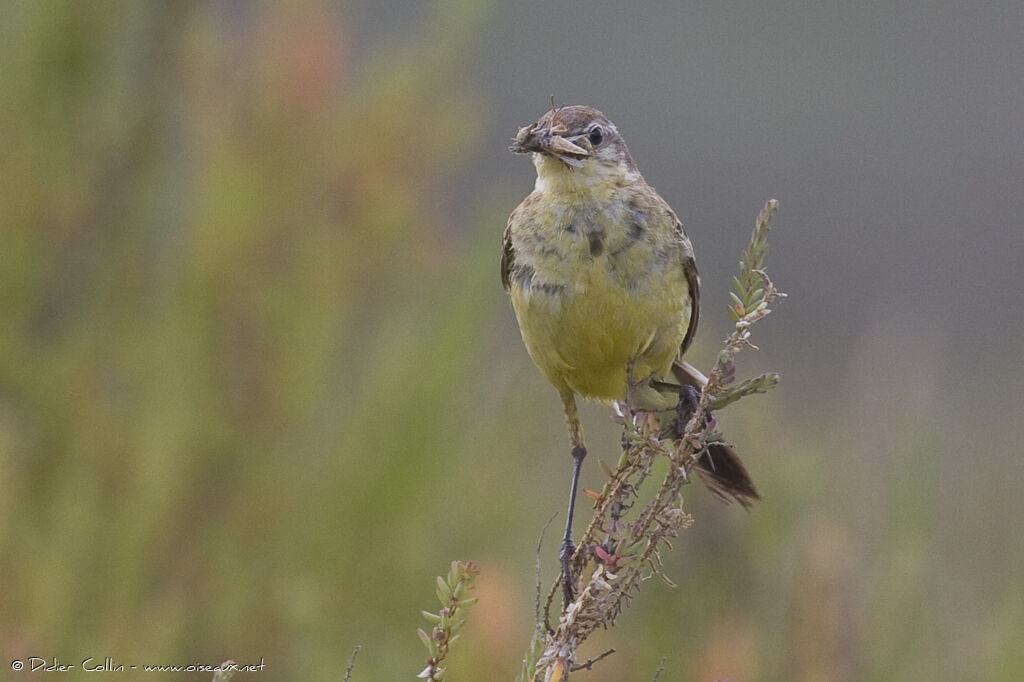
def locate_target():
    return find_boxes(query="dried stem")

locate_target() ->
[343,646,361,682]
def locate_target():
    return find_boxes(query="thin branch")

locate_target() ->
[343,646,361,682]
[649,657,667,682]
[570,648,616,672]
[536,512,558,636]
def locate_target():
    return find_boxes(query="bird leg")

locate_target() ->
[675,383,702,436]
[559,391,586,605]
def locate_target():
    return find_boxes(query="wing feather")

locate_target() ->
[500,213,515,292]
[672,211,700,358]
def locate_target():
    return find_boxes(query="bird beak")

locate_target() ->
[509,123,590,168]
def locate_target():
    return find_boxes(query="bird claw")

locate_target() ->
[560,537,577,603]
[675,384,701,436]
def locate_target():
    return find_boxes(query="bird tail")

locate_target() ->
[693,443,760,509]
[667,361,760,508]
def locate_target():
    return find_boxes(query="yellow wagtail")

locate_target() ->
[503,105,758,600]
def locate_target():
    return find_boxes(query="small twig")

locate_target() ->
[535,512,558,636]
[570,648,616,672]
[343,645,361,682]
[649,656,667,682]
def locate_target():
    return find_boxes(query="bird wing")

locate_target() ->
[500,213,515,292]
[672,210,700,359]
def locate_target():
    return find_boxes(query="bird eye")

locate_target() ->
[588,126,604,146]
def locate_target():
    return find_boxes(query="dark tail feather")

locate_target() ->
[694,442,760,509]
[665,360,760,507]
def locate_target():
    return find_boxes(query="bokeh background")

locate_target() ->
[3,1,1023,680]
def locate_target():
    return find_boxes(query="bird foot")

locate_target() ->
[560,536,576,604]
[674,384,701,436]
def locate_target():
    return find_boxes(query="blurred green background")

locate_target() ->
[3,1,1024,680]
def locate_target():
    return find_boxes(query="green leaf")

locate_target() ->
[708,372,780,410]
[436,575,452,603]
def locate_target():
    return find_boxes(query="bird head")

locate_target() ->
[509,105,637,186]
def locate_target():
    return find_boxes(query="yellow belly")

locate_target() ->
[511,260,690,403]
